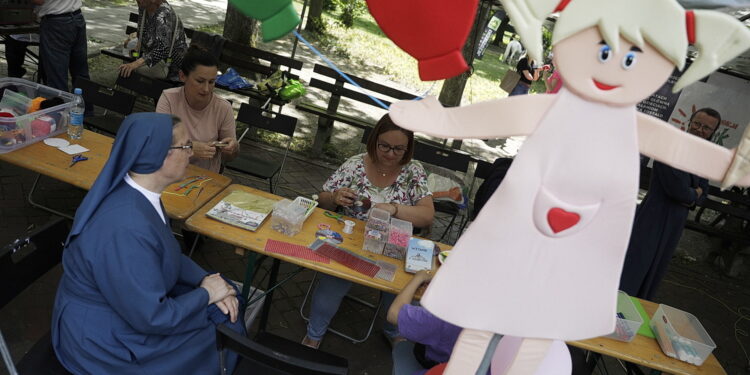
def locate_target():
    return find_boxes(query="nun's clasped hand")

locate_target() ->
[200,273,236,304]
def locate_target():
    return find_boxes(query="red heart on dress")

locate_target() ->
[547,207,580,233]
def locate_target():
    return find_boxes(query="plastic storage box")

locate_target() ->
[383,217,412,260]
[362,207,390,254]
[0,78,74,154]
[604,291,643,342]
[270,199,308,236]
[292,196,318,219]
[650,304,716,366]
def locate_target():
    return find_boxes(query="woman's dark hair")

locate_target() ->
[366,114,415,165]
[180,45,218,75]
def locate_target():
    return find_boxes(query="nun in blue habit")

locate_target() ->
[51,113,245,374]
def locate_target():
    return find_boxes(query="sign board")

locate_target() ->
[476,11,504,60]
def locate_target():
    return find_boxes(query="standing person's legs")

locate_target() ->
[68,12,91,90]
[509,83,530,96]
[306,274,352,341]
[39,16,75,91]
[5,37,29,78]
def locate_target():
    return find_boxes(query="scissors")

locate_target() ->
[69,154,88,167]
[324,211,345,223]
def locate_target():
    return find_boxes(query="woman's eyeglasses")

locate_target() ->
[377,143,407,155]
[170,141,193,152]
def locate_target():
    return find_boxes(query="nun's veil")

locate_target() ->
[67,113,174,242]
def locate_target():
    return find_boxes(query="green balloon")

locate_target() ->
[229,0,300,42]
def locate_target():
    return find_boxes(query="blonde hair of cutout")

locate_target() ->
[501,0,750,92]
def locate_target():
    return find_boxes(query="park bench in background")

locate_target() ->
[99,13,305,108]
[214,38,304,107]
[77,77,136,135]
[295,63,418,154]
[99,12,140,63]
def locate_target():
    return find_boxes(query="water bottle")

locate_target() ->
[68,88,84,140]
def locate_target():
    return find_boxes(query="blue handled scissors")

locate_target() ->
[69,154,88,167]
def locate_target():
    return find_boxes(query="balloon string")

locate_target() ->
[293,30,390,110]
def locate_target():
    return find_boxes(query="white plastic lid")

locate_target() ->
[73,88,82,95]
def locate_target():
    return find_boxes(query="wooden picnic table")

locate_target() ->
[0,130,231,220]
[185,184,447,295]
[571,298,725,375]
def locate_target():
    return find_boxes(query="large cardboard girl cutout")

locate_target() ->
[387,0,750,373]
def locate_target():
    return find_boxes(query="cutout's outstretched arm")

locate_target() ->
[389,95,557,140]
[636,113,750,187]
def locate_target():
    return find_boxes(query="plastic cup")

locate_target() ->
[343,220,355,234]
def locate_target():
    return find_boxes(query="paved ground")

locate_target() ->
[2,2,750,374]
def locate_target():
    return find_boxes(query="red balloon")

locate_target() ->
[365,0,478,81]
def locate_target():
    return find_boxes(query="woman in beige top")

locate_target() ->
[156,46,238,172]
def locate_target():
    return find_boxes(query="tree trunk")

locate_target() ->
[305,0,325,33]
[223,2,259,47]
[437,0,491,148]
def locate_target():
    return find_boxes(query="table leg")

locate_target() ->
[257,258,281,334]
[242,252,259,299]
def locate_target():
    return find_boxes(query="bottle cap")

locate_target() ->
[73,88,82,95]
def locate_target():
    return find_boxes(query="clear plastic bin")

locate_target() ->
[384,217,412,260]
[0,78,74,154]
[650,304,716,366]
[270,199,308,237]
[363,207,390,254]
[604,291,643,342]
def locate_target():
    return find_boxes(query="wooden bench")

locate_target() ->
[639,165,750,242]
[214,38,304,107]
[99,12,140,63]
[294,63,418,153]
[99,13,304,107]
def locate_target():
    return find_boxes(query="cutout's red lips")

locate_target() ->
[593,79,619,91]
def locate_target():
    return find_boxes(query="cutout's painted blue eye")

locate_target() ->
[622,52,637,69]
[598,45,612,63]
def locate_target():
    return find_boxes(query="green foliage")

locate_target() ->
[322,0,337,12]
[331,0,368,28]
[542,27,553,60]
[309,17,329,35]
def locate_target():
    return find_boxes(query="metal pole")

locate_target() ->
[289,0,309,60]
[0,330,19,375]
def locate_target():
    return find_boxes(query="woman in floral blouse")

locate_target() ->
[302,114,434,349]
[119,0,187,81]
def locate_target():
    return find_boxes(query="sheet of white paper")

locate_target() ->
[59,144,89,155]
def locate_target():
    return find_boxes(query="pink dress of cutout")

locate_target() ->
[419,86,638,340]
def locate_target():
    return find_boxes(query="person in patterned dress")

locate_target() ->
[301,114,435,349]
[118,0,187,81]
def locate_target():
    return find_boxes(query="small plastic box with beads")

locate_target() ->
[650,304,716,366]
